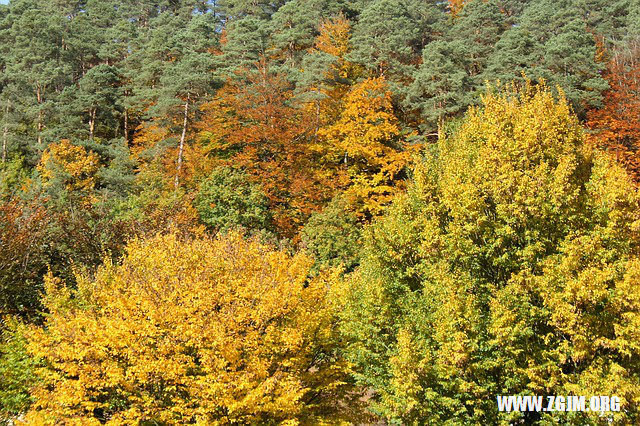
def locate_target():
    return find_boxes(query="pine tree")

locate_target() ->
[486,0,608,116]
[348,0,444,85]
[406,0,506,131]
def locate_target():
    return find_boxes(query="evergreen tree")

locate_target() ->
[487,0,608,116]
[406,0,506,131]
[348,0,444,85]
[216,15,270,77]
[0,0,70,155]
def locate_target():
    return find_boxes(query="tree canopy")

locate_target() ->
[2,0,640,423]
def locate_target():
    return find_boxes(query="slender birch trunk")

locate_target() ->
[124,108,129,145]
[175,94,190,189]
[89,107,96,140]
[2,100,9,164]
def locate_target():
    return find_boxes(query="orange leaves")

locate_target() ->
[587,47,640,181]
[314,15,352,61]
[305,15,361,127]
[197,70,340,237]
[447,0,471,16]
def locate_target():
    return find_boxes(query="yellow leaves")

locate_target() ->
[314,15,351,59]
[37,139,99,193]
[26,232,354,423]
[319,77,413,217]
[386,327,428,417]
[323,77,398,154]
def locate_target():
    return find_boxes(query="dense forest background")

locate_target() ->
[1,0,640,423]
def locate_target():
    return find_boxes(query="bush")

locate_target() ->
[25,232,362,424]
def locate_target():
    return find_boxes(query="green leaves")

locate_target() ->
[194,167,273,236]
[341,84,640,423]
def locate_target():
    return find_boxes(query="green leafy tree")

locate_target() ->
[573,0,634,48]
[0,320,35,422]
[341,84,640,423]
[195,167,273,235]
[0,0,70,152]
[301,195,362,274]
[269,0,326,68]
[59,65,122,141]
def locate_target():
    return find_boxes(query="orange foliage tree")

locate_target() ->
[303,15,362,127]
[587,44,640,180]
[197,66,341,237]
[447,0,471,16]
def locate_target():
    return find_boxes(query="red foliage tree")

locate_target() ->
[197,65,343,237]
[0,200,49,319]
[587,43,640,180]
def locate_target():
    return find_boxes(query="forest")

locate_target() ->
[1,0,640,423]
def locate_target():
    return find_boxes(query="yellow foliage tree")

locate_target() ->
[340,82,640,423]
[314,15,351,60]
[25,232,362,424]
[37,139,99,194]
[319,77,412,217]
[305,15,362,128]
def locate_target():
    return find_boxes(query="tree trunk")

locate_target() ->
[36,85,43,147]
[2,100,9,164]
[124,108,129,145]
[174,95,190,189]
[89,107,96,140]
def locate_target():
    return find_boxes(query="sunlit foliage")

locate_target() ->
[340,84,640,423]
[25,232,362,424]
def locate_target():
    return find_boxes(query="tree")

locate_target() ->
[347,0,444,85]
[0,0,70,152]
[37,139,100,198]
[406,0,506,131]
[0,199,49,320]
[215,16,270,78]
[197,68,338,237]
[0,319,35,422]
[269,0,340,70]
[447,0,470,16]
[26,232,362,424]
[340,83,640,423]
[319,76,412,217]
[60,65,122,141]
[127,11,216,189]
[486,0,608,116]
[573,0,634,48]
[195,167,273,235]
[298,14,361,129]
[300,195,362,274]
[586,43,640,180]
